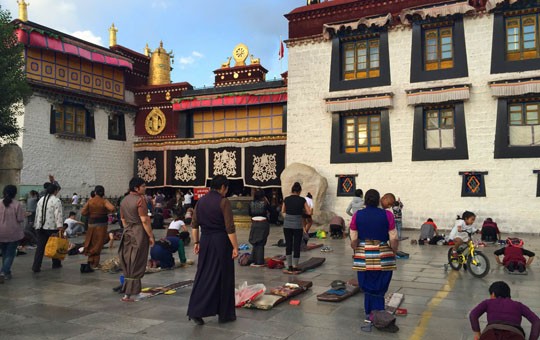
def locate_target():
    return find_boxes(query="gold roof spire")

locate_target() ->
[109,23,118,47]
[144,43,151,57]
[149,41,173,85]
[17,0,29,22]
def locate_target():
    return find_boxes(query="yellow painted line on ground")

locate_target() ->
[408,271,459,340]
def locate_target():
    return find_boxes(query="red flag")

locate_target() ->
[278,39,284,60]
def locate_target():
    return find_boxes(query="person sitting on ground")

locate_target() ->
[419,218,438,242]
[481,218,501,243]
[494,238,535,273]
[449,211,477,257]
[64,211,85,238]
[184,207,194,226]
[469,281,540,340]
[106,228,124,249]
[346,189,364,217]
[149,236,188,269]
[329,215,346,239]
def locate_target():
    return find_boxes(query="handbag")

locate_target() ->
[44,232,69,260]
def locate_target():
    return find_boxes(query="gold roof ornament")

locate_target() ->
[109,23,118,47]
[232,43,249,67]
[17,0,29,22]
[145,108,166,135]
[250,54,260,64]
[148,41,174,85]
[144,43,151,57]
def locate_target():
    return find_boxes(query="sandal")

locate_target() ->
[121,296,134,302]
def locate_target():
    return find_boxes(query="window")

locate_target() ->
[424,26,453,70]
[330,109,392,163]
[508,102,540,146]
[343,38,380,80]
[459,172,487,197]
[343,114,381,153]
[506,14,539,61]
[495,98,540,158]
[412,103,468,161]
[410,18,468,83]
[491,9,540,74]
[425,107,455,149]
[108,114,126,141]
[336,174,357,197]
[54,104,86,135]
[330,30,391,91]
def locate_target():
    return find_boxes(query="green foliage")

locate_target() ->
[0,5,32,144]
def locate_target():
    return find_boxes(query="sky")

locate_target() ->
[0,0,307,88]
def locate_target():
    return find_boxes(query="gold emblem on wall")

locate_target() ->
[233,43,249,67]
[146,94,151,102]
[165,91,171,101]
[145,107,166,135]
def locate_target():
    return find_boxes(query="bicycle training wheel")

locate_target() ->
[447,247,462,271]
[467,251,490,278]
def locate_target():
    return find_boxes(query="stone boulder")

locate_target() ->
[280,162,330,224]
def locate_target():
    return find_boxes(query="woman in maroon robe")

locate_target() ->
[187,175,239,325]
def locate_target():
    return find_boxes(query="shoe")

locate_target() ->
[121,295,135,302]
[250,263,265,267]
[4,274,12,280]
[32,268,41,273]
[52,264,62,269]
[80,264,94,273]
[0,275,4,284]
[189,317,204,325]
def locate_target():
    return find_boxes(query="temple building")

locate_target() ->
[285,0,540,233]
[13,1,135,196]
[12,1,287,198]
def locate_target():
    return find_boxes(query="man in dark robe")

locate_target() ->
[119,178,155,302]
[187,175,238,325]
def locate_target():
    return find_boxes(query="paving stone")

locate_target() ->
[68,312,164,333]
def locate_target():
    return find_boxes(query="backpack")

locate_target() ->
[370,310,399,333]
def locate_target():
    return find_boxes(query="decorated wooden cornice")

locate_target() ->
[214,44,267,87]
[133,134,287,150]
[286,0,490,40]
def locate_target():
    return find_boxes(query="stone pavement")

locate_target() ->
[1,226,539,340]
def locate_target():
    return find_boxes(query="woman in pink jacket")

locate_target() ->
[0,185,25,283]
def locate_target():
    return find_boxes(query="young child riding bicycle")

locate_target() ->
[449,211,477,257]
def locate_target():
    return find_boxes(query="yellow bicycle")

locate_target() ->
[445,232,490,278]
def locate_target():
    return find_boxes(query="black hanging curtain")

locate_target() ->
[134,151,164,188]
[244,145,285,188]
[208,147,242,180]
[166,149,206,187]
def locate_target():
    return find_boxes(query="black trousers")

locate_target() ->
[507,262,526,273]
[283,228,303,259]
[32,229,61,271]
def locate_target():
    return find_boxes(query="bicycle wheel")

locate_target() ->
[467,251,490,278]
[447,247,462,271]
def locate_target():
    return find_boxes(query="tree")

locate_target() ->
[0,5,31,144]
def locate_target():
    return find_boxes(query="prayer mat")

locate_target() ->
[292,257,325,274]
[301,243,323,251]
[145,260,194,274]
[317,278,361,302]
[243,280,312,310]
[385,292,404,314]
[137,279,194,300]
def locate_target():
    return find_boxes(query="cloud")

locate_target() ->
[178,56,195,65]
[71,30,103,46]
[192,51,204,58]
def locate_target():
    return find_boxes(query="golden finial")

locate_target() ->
[109,23,118,47]
[17,0,29,22]
[144,43,151,57]
[149,41,172,85]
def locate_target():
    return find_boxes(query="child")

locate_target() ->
[167,213,191,245]
[481,218,501,243]
[329,215,346,239]
[184,207,194,226]
[469,281,540,340]
[392,198,404,240]
[419,218,438,242]
[494,238,535,273]
[449,211,477,256]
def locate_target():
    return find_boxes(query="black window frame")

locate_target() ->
[108,114,126,141]
[410,16,468,83]
[329,28,391,92]
[49,103,95,139]
[491,5,540,74]
[330,109,392,163]
[412,102,469,161]
[494,97,540,158]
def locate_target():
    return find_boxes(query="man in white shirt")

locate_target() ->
[64,211,85,237]
[183,190,194,210]
[72,193,79,205]
[32,183,64,272]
